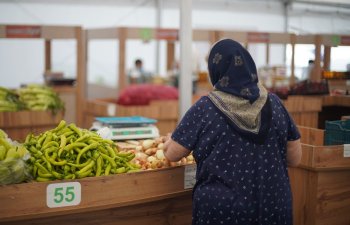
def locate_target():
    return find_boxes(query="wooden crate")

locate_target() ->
[289,141,350,225]
[297,126,324,146]
[0,110,64,141]
[83,98,179,135]
[283,96,322,128]
[0,166,192,225]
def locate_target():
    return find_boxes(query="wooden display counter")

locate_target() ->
[0,110,64,141]
[0,166,193,225]
[289,126,350,225]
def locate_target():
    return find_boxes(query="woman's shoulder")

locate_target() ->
[191,95,214,109]
[267,92,284,105]
[186,95,214,115]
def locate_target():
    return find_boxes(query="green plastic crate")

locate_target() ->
[325,120,350,145]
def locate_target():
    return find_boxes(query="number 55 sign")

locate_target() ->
[47,182,81,208]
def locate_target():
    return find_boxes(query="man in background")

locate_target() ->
[128,59,152,84]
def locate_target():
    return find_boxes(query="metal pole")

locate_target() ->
[155,0,162,75]
[179,0,193,118]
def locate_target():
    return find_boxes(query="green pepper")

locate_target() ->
[36,177,52,182]
[116,167,126,174]
[106,146,116,158]
[35,162,50,174]
[52,171,64,179]
[68,124,82,137]
[51,120,66,133]
[38,169,53,178]
[76,168,92,178]
[76,142,98,164]
[95,156,103,177]
[42,141,59,150]
[100,153,116,168]
[104,164,111,175]
[67,158,92,168]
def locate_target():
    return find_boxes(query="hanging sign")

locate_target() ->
[331,35,340,46]
[6,25,41,38]
[341,36,350,45]
[139,28,152,42]
[247,32,269,43]
[155,28,178,41]
[46,182,81,208]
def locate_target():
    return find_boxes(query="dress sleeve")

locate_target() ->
[171,97,206,150]
[271,94,301,141]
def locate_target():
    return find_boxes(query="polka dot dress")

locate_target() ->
[172,93,300,225]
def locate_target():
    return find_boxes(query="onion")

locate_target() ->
[135,152,148,161]
[157,143,164,150]
[155,149,165,160]
[142,140,155,150]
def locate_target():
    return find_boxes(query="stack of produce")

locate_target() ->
[18,84,64,113]
[0,129,31,185]
[118,137,195,170]
[0,87,25,112]
[25,120,139,182]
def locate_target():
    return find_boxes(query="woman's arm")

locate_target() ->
[287,139,302,167]
[164,138,191,162]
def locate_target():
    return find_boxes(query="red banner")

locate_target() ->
[247,32,269,43]
[6,25,41,38]
[155,29,178,41]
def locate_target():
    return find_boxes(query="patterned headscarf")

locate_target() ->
[207,39,271,143]
[208,39,259,103]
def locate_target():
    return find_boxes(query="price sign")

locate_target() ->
[6,25,41,38]
[47,182,81,208]
[184,164,196,189]
[344,144,350,158]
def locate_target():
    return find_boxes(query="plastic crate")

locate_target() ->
[325,120,350,145]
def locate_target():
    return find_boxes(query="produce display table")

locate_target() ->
[0,110,64,141]
[289,126,350,225]
[0,166,193,225]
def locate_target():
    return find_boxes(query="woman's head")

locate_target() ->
[207,39,260,103]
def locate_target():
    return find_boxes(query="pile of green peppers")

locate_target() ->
[24,120,139,182]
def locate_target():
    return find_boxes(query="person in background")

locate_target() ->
[302,59,315,80]
[128,59,151,84]
[163,39,302,225]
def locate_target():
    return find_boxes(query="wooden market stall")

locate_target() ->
[306,34,350,82]
[0,24,86,132]
[83,27,216,133]
[0,165,193,225]
[289,126,350,225]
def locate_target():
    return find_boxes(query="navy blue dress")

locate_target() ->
[172,93,300,225]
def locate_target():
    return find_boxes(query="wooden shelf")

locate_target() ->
[0,166,192,224]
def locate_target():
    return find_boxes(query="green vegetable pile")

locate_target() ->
[18,84,64,113]
[0,87,25,112]
[25,120,139,182]
[0,85,64,113]
[0,129,32,185]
